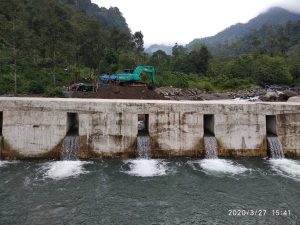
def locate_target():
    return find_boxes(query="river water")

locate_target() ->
[0,158,299,225]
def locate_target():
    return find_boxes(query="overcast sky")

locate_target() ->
[92,0,300,47]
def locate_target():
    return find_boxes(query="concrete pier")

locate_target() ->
[0,97,299,159]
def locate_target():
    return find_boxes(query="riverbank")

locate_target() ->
[2,85,300,102]
[154,85,300,101]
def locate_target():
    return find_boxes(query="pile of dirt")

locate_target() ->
[71,85,166,100]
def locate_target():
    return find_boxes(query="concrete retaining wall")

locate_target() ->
[0,97,299,159]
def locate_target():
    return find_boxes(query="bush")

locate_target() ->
[254,55,292,85]
[155,71,190,88]
[45,86,64,97]
[26,81,45,94]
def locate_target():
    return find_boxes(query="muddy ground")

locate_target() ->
[71,86,166,100]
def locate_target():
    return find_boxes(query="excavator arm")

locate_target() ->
[133,66,155,83]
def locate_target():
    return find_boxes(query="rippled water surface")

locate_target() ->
[0,158,299,225]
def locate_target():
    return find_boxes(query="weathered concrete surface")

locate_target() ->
[0,97,299,159]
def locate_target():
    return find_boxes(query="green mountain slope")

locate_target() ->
[0,0,136,95]
[219,20,300,57]
[61,0,131,34]
[187,7,300,54]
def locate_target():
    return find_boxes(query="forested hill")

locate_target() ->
[214,20,300,57]
[145,44,173,55]
[187,7,300,52]
[0,0,140,96]
[60,0,130,34]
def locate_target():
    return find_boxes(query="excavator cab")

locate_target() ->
[116,65,155,84]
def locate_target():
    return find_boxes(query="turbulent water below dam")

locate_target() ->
[0,158,300,225]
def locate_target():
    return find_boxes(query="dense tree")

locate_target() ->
[61,0,131,35]
[149,50,170,72]
[0,1,299,95]
[189,45,211,74]
[172,43,187,57]
[0,0,138,95]
[133,31,144,52]
[253,55,292,85]
[286,45,300,84]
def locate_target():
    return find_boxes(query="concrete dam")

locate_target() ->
[0,97,299,159]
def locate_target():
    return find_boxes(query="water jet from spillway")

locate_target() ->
[61,135,80,160]
[204,136,218,159]
[266,115,284,159]
[137,114,151,159]
[61,112,80,160]
[203,114,218,159]
[137,135,151,159]
[267,136,284,159]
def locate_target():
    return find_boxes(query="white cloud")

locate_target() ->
[92,0,298,46]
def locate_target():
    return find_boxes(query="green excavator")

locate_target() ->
[99,66,155,85]
[116,65,156,84]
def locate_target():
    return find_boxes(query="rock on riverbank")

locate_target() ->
[154,86,300,102]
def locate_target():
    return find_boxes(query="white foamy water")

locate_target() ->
[0,161,18,167]
[122,159,169,177]
[233,96,260,102]
[191,159,248,176]
[269,159,300,182]
[42,161,91,180]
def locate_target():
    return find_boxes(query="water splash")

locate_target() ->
[0,161,17,168]
[267,136,284,159]
[203,136,218,159]
[269,159,300,182]
[190,159,248,176]
[61,136,80,160]
[41,161,91,180]
[122,159,168,177]
[137,135,151,159]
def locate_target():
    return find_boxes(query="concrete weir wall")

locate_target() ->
[0,97,299,159]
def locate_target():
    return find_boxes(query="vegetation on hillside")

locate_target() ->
[149,20,300,91]
[60,0,131,34]
[187,7,300,55]
[0,2,299,96]
[0,0,142,96]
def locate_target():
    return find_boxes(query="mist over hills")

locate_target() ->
[146,7,300,55]
[145,44,173,55]
[187,7,300,54]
